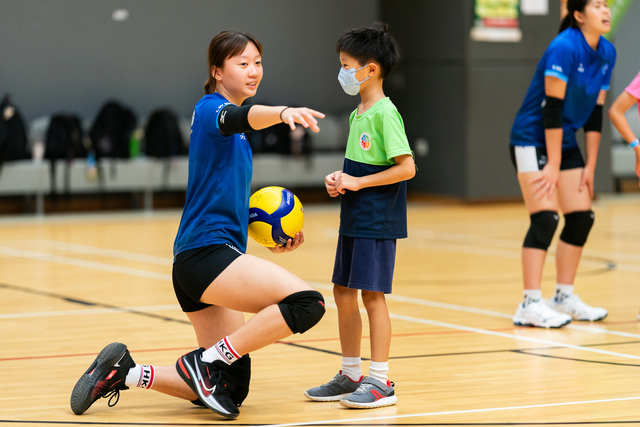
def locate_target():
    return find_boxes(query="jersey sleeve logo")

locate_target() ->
[359,132,372,151]
[551,64,563,73]
[601,64,609,75]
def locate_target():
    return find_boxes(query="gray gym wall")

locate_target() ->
[382,0,638,200]
[0,0,378,123]
[2,0,638,200]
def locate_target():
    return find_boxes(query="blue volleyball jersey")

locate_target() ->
[173,93,253,257]
[510,27,616,149]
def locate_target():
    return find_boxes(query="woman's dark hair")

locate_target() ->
[204,31,263,94]
[559,0,591,33]
[335,22,400,80]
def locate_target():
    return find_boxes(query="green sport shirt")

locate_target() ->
[345,97,412,165]
[339,97,413,239]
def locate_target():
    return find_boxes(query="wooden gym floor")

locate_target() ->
[1,195,640,426]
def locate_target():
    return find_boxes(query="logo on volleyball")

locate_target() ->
[359,132,371,151]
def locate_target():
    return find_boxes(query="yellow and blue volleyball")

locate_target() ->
[248,186,304,247]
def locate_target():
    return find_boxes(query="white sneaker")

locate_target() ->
[513,300,572,328]
[545,294,607,321]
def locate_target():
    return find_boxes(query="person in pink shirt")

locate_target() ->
[609,71,640,320]
[609,71,640,184]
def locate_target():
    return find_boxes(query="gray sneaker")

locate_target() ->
[340,377,397,409]
[304,371,363,401]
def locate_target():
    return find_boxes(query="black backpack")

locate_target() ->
[144,109,187,157]
[0,95,30,164]
[45,114,88,162]
[89,101,136,159]
[44,114,90,197]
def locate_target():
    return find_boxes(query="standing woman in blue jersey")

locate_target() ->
[509,0,615,328]
[71,31,326,420]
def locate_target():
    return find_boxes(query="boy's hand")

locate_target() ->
[268,231,304,253]
[325,171,342,197]
[335,172,359,194]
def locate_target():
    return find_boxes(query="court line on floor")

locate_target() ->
[16,239,636,340]
[409,229,640,265]
[317,300,640,361]
[0,305,181,319]
[39,239,172,265]
[0,246,171,281]
[310,282,640,340]
[2,244,639,358]
[258,395,640,427]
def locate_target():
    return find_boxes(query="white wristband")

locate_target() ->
[630,138,640,148]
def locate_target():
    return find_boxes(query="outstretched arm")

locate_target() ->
[217,105,324,136]
[248,106,324,132]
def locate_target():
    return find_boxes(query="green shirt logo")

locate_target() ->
[359,132,371,151]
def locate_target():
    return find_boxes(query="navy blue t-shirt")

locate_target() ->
[173,93,253,257]
[510,27,616,150]
[339,158,408,239]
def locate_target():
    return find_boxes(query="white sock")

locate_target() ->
[368,361,389,384]
[554,283,574,302]
[124,364,155,389]
[201,337,240,365]
[523,289,542,306]
[341,357,362,382]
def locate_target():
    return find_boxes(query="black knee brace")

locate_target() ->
[560,210,594,247]
[523,211,559,250]
[278,290,325,334]
[191,354,251,407]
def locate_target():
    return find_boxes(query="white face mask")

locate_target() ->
[337,65,370,96]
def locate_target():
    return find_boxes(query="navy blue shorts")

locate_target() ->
[332,235,396,294]
[172,243,244,312]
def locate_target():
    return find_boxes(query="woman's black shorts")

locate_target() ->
[172,244,244,312]
[510,144,585,173]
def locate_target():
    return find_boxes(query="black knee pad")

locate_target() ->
[523,210,559,250]
[278,290,325,334]
[191,354,251,407]
[560,210,594,247]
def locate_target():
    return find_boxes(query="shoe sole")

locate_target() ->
[340,394,398,409]
[70,342,128,415]
[304,391,352,402]
[176,354,239,419]
[573,313,608,321]
[513,318,571,328]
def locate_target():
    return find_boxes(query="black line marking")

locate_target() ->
[0,282,190,325]
[278,341,345,357]
[4,283,640,369]
[512,350,640,367]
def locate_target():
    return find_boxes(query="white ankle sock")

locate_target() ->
[523,289,542,306]
[368,361,389,384]
[554,284,574,302]
[124,364,155,389]
[201,337,240,365]
[341,356,362,382]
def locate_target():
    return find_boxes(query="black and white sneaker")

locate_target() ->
[70,342,135,415]
[176,348,239,419]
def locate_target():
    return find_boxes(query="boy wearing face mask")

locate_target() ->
[304,22,415,409]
